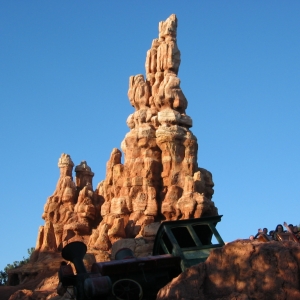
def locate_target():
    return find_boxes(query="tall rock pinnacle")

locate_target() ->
[89,14,218,250]
[36,15,218,256]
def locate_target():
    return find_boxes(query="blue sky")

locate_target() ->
[1,1,300,271]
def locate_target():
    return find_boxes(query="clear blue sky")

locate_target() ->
[1,1,299,271]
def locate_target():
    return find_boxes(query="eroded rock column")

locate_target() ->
[88,14,218,251]
[36,15,219,257]
[36,154,97,254]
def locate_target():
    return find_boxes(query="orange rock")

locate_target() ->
[157,240,300,300]
[36,155,97,255]
[35,13,218,262]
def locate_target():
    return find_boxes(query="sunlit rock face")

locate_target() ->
[88,14,217,251]
[157,240,300,300]
[35,14,218,257]
[36,154,98,256]
[7,14,219,300]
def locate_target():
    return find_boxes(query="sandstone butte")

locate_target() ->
[2,15,300,300]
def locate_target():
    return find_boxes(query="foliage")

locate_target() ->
[0,247,35,286]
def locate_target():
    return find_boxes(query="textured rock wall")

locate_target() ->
[157,240,300,300]
[87,14,217,252]
[36,155,98,254]
[5,240,300,300]
[35,14,218,257]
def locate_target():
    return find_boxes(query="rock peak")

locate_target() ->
[35,15,218,257]
[159,14,178,40]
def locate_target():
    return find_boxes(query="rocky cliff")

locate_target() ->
[34,14,218,260]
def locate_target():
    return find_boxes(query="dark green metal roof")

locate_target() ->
[152,215,225,271]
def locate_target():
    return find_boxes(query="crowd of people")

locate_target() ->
[249,223,300,241]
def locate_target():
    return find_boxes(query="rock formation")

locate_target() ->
[33,14,218,257]
[3,14,219,299]
[157,240,300,300]
[36,154,98,255]
[5,240,300,300]
[2,14,300,300]
[88,13,217,251]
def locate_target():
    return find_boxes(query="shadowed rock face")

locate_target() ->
[157,240,300,300]
[5,240,300,300]
[35,14,218,256]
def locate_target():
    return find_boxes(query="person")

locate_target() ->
[293,225,300,241]
[262,227,273,240]
[274,224,284,241]
[254,227,269,238]
[249,235,255,240]
[283,222,300,242]
[293,225,299,233]
[254,228,263,239]
[288,224,294,232]
[269,230,274,240]
[275,224,284,233]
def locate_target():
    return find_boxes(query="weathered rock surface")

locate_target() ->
[3,251,97,300]
[33,14,218,259]
[88,13,217,252]
[2,255,60,300]
[4,240,300,300]
[157,240,300,300]
[35,154,98,257]
[2,14,220,299]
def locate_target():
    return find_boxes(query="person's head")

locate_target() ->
[263,228,268,234]
[269,230,274,236]
[288,224,294,231]
[293,225,299,233]
[275,224,283,232]
[249,235,255,240]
